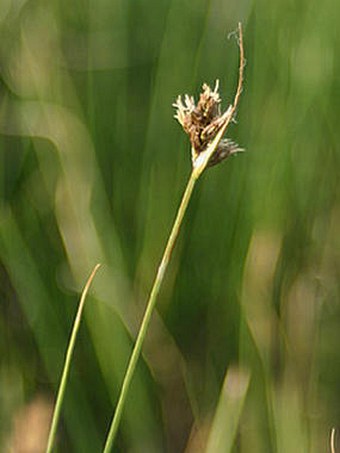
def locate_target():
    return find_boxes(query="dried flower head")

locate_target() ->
[173,23,245,174]
[173,80,243,167]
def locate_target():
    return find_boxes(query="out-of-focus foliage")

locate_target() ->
[0,0,339,451]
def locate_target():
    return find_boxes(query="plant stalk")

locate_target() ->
[103,22,244,452]
[46,263,101,453]
[103,170,198,453]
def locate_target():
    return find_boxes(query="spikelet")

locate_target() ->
[173,79,243,168]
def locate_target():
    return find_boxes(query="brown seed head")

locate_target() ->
[173,23,245,173]
[173,80,243,168]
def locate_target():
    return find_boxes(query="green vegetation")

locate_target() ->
[0,0,339,452]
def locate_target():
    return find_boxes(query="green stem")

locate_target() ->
[103,170,198,453]
[46,263,101,453]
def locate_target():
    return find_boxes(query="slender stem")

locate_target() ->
[103,171,198,453]
[46,263,101,453]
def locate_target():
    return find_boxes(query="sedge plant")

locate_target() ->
[103,23,245,452]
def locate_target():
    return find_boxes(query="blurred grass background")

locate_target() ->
[0,0,339,451]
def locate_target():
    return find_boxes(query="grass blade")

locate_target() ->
[46,263,102,453]
[206,367,251,453]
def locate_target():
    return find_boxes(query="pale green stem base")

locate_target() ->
[103,171,198,453]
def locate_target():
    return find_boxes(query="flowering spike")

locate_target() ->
[173,23,245,173]
[173,80,243,168]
